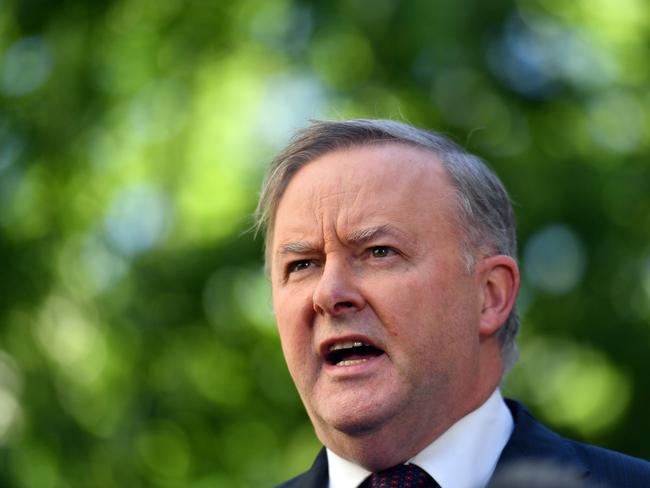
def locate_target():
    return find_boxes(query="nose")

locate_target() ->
[312,257,365,316]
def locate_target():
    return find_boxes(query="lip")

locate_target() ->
[318,334,385,359]
[322,351,389,378]
[318,334,387,377]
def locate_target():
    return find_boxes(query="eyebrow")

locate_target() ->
[346,224,405,244]
[276,225,408,257]
[277,241,320,256]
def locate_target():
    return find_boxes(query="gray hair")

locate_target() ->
[254,119,519,371]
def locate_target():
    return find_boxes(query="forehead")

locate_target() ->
[270,143,460,251]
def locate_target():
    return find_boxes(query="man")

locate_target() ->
[255,119,650,488]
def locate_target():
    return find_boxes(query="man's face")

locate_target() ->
[270,143,489,458]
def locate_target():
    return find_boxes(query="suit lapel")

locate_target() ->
[280,400,592,487]
[277,448,329,488]
[496,399,589,477]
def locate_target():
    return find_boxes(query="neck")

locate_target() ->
[319,350,504,471]
[322,387,501,470]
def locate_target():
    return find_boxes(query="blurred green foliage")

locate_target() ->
[0,0,649,486]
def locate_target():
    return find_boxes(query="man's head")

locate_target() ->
[255,119,520,469]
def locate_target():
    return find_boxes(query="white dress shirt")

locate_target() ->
[327,389,514,488]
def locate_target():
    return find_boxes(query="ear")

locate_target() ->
[476,255,520,337]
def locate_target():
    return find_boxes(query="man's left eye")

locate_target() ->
[370,246,394,258]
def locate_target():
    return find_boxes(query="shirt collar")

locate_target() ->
[327,389,513,488]
[328,449,371,488]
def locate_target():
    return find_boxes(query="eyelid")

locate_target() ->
[367,245,398,257]
[286,258,315,275]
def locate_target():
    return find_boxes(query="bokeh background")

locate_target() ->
[1,0,649,486]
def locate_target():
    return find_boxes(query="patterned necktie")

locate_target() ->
[359,463,440,488]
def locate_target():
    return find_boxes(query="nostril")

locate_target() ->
[313,302,325,315]
[313,300,357,316]
[312,267,365,315]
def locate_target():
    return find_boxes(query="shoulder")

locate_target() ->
[499,399,650,486]
[276,472,317,488]
[276,448,329,488]
[276,474,309,488]
[570,436,650,485]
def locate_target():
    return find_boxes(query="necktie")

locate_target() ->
[360,463,440,488]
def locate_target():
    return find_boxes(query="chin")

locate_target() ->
[326,412,388,436]
[315,411,414,471]
[312,396,402,438]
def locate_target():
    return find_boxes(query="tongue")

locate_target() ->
[341,352,373,361]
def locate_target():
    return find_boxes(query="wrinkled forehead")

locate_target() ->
[272,141,448,216]
[264,140,457,269]
[268,143,460,254]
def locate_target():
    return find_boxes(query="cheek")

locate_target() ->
[273,289,314,363]
[372,266,477,355]
[370,269,446,330]
[276,319,314,391]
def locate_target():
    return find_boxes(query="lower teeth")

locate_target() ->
[336,359,368,366]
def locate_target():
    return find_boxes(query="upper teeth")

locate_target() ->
[329,341,366,352]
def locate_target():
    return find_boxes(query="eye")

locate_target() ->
[287,260,313,273]
[369,246,395,258]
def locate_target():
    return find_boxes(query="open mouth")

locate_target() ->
[325,341,385,366]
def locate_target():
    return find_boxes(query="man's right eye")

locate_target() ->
[287,260,312,273]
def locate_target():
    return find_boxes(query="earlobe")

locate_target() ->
[477,255,520,337]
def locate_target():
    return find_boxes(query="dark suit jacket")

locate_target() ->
[276,400,650,487]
